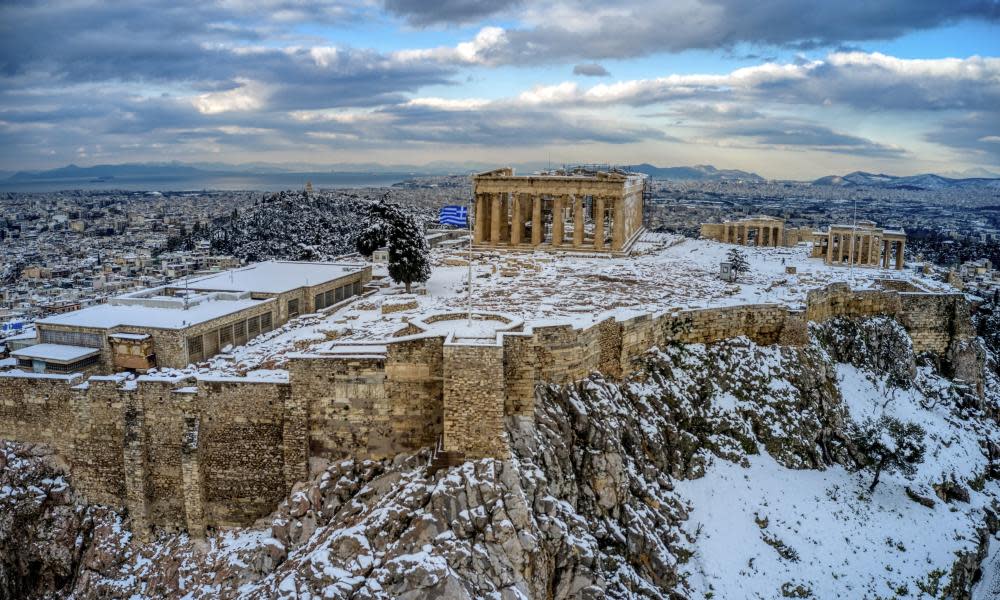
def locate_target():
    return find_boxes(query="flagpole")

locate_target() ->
[467,195,473,326]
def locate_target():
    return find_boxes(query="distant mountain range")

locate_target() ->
[6,161,770,184]
[812,171,1000,190]
[7,162,999,189]
[627,163,765,182]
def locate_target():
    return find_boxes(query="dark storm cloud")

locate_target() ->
[383,0,521,26]
[0,1,451,101]
[472,0,999,64]
[572,64,611,77]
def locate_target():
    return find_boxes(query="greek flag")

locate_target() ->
[439,205,468,227]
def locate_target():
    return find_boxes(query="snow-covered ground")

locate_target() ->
[134,233,950,381]
[678,358,996,599]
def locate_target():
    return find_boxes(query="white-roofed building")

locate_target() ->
[21,261,371,374]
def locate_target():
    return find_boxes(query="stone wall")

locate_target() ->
[443,342,508,459]
[0,373,78,457]
[0,283,980,534]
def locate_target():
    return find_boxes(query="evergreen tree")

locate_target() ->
[355,194,431,293]
[726,247,750,279]
[849,415,926,493]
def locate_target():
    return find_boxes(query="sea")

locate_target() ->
[0,171,415,193]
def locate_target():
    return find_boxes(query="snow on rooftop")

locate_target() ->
[11,343,101,363]
[180,261,365,295]
[109,333,150,341]
[36,296,271,330]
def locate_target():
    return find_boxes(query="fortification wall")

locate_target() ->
[0,283,979,534]
[70,377,127,508]
[898,293,974,354]
[443,342,507,458]
[0,373,78,457]
[195,379,291,528]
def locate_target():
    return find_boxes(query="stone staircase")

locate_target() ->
[427,436,466,474]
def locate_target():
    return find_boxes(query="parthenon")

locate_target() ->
[472,167,647,254]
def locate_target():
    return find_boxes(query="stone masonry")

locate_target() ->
[0,284,981,537]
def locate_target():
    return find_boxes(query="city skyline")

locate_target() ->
[1,1,998,178]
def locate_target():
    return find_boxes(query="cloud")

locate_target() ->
[573,63,611,77]
[662,102,908,157]
[498,53,1000,114]
[713,119,907,157]
[383,0,521,26]
[925,112,1000,162]
[417,0,999,63]
[194,79,270,114]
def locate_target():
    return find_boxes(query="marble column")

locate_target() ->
[511,194,523,245]
[594,197,606,250]
[499,194,510,243]
[531,196,543,245]
[896,241,905,270]
[474,194,487,244]
[490,193,501,244]
[552,195,565,247]
[611,197,625,250]
[573,195,584,247]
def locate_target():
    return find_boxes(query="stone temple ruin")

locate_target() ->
[701,215,907,270]
[472,167,647,255]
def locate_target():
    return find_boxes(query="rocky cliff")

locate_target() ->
[2,315,999,599]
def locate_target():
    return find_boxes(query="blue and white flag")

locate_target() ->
[439,205,468,227]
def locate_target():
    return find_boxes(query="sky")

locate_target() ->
[0,0,998,179]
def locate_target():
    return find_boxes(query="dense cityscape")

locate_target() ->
[4,176,998,334]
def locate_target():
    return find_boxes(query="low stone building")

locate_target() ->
[472,167,647,255]
[22,261,372,373]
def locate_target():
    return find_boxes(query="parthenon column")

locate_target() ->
[499,193,510,243]
[611,197,624,250]
[825,233,834,264]
[511,194,523,245]
[531,196,542,246]
[474,194,487,244]
[896,241,905,270]
[490,193,501,244]
[594,197,606,250]
[847,231,855,265]
[883,240,890,268]
[774,226,781,247]
[552,195,565,247]
[573,195,584,247]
